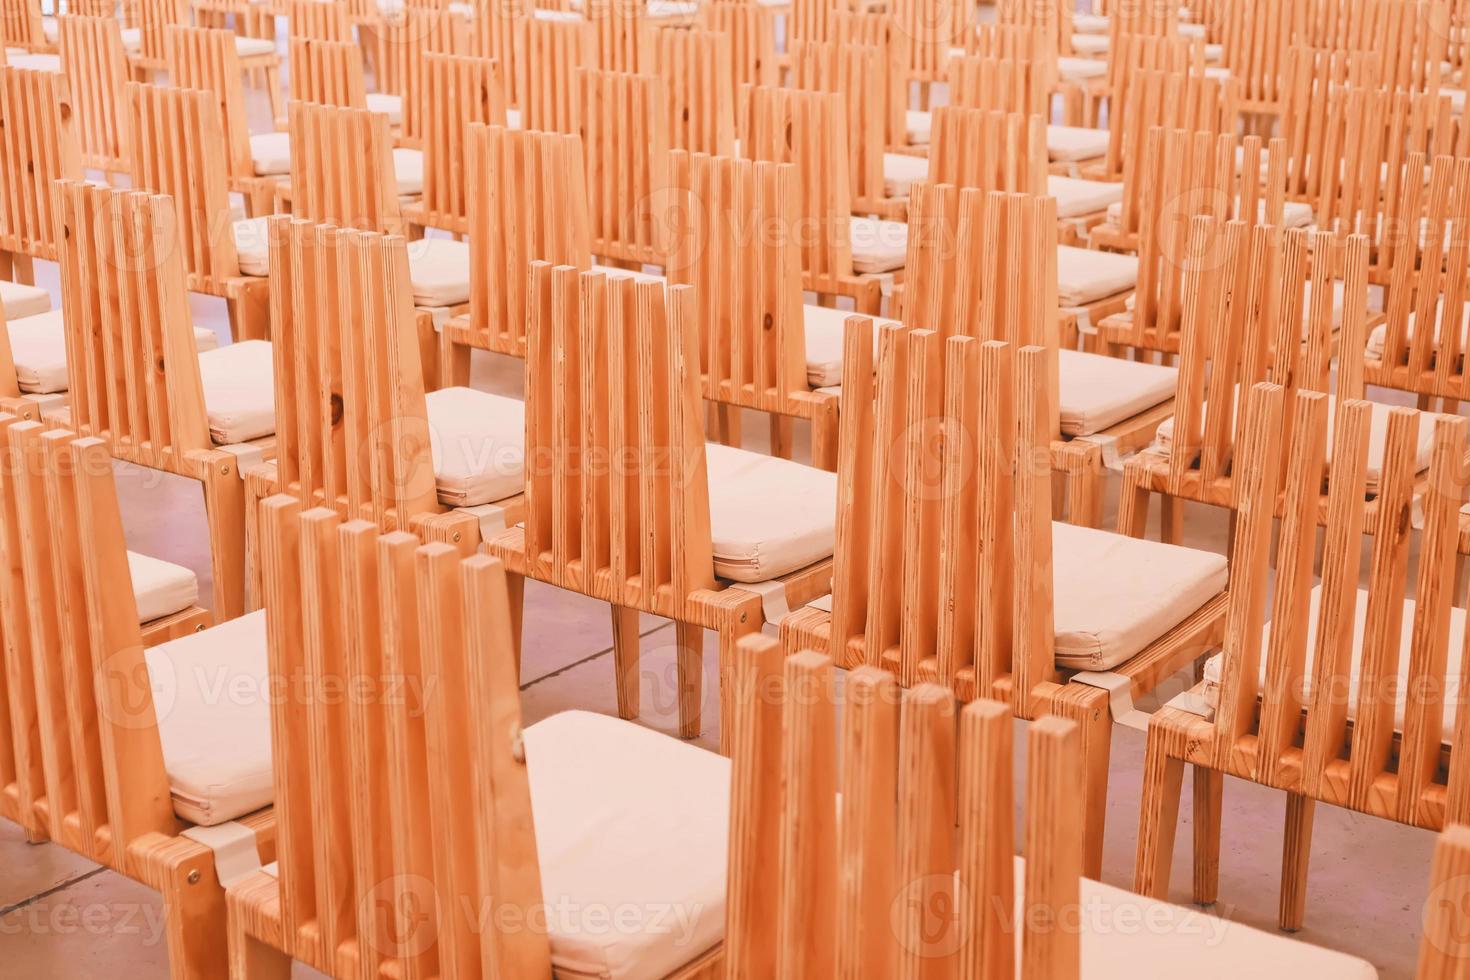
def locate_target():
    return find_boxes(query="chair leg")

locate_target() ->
[1053,687,1113,879]
[507,571,525,675]
[610,605,640,720]
[414,310,440,393]
[1134,726,1185,899]
[1192,766,1224,906]
[1280,792,1315,932]
[1116,462,1152,538]
[1159,494,1184,544]
[810,400,839,471]
[159,850,230,980]
[440,332,471,388]
[227,280,271,343]
[201,460,247,621]
[713,403,741,448]
[769,414,795,460]
[675,621,703,740]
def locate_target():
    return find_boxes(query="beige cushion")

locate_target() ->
[146,610,273,826]
[1058,55,1108,81]
[234,216,275,276]
[1153,389,1437,491]
[1204,64,1232,81]
[129,551,201,623]
[1057,245,1138,306]
[1106,198,1314,229]
[1,278,51,320]
[1047,175,1124,219]
[407,237,471,307]
[1367,297,1469,359]
[248,131,290,176]
[850,216,908,274]
[882,151,929,198]
[1204,584,1464,743]
[40,14,55,42]
[905,108,931,145]
[1058,348,1176,436]
[1073,12,1108,32]
[1071,33,1109,55]
[1204,42,1223,62]
[1048,125,1109,163]
[803,303,898,387]
[6,52,60,70]
[1054,522,1227,670]
[426,386,525,506]
[526,710,727,979]
[8,309,218,395]
[1180,21,1206,39]
[120,26,141,53]
[234,36,276,57]
[199,340,276,445]
[367,91,404,126]
[707,443,835,582]
[393,146,425,196]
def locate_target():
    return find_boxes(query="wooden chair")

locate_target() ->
[665,151,840,469]
[1300,0,1449,95]
[0,0,48,51]
[56,13,130,175]
[440,125,592,369]
[227,497,728,979]
[1216,0,1291,124]
[1094,33,1207,180]
[515,13,593,133]
[948,52,1051,117]
[400,52,508,235]
[0,418,272,980]
[832,12,906,153]
[706,0,776,91]
[483,263,835,746]
[645,26,735,156]
[1419,824,1470,975]
[381,6,476,150]
[0,66,81,287]
[125,81,272,342]
[133,0,283,121]
[54,181,262,619]
[1134,382,1469,933]
[286,0,351,42]
[779,333,1226,876]
[741,84,899,312]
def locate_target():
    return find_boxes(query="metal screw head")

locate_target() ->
[187,870,201,885]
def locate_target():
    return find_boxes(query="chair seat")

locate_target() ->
[248,131,290,176]
[707,443,836,583]
[850,216,908,274]
[407,237,471,307]
[1047,175,1123,219]
[235,36,276,58]
[128,551,201,623]
[803,303,898,387]
[1048,125,1109,163]
[146,610,273,826]
[1058,56,1108,81]
[1203,584,1465,744]
[882,151,928,198]
[366,91,404,126]
[426,386,525,506]
[198,340,276,445]
[1,278,51,320]
[393,146,425,196]
[1057,348,1176,436]
[1153,389,1436,491]
[8,309,218,395]
[234,217,274,276]
[1073,12,1108,32]
[526,710,728,980]
[905,108,930,145]
[1367,296,1468,360]
[5,51,59,70]
[1054,522,1227,670]
[1057,245,1138,306]
[1070,32,1109,55]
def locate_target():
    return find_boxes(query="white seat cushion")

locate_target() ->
[1203,585,1465,744]
[6,52,60,70]
[233,216,274,277]
[1058,55,1108,81]
[1153,389,1437,491]
[8,309,217,395]
[248,131,290,176]
[426,386,525,506]
[526,710,727,979]
[1054,522,1227,670]
[850,216,908,274]
[1047,175,1124,219]
[1047,125,1109,163]
[198,340,276,445]
[367,91,404,126]
[1057,245,1138,306]
[120,26,141,53]
[407,237,471,307]
[1179,21,1206,39]
[803,303,898,387]
[40,14,55,42]
[1367,297,1469,359]
[393,145,425,196]
[1073,12,1108,32]
[1057,348,1176,436]
[234,35,276,57]
[1070,33,1109,55]
[882,151,929,198]
[905,108,931,145]
[129,551,200,623]
[1204,42,1223,62]
[645,0,699,17]
[146,610,273,825]
[1,278,51,320]
[706,443,835,582]
[506,106,524,130]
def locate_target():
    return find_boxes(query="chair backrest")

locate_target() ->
[1299,0,1448,94]
[515,15,592,133]
[833,12,905,148]
[890,0,964,83]
[789,39,888,214]
[0,420,179,860]
[383,7,475,141]
[57,14,130,173]
[256,496,543,979]
[133,0,185,67]
[1111,68,1240,198]
[573,67,670,266]
[288,100,401,233]
[666,151,809,407]
[741,84,855,283]
[998,0,1073,55]
[948,53,1051,118]
[415,53,507,234]
[0,0,44,48]
[469,2,523,105]
[1216,0,1290,108]
[587,0,650,72]
[463,125,591,356]
[1212,381,1470,827]
[0,66,82,263]
[288,36,368,108]
[645,27,734,156]
[706,1,775,90]
[725,637,1083,977]
[165,25,254,182]
[1102,33,1207,179]
[1108,0,1178,35]
[55,182,213,461]
[927,106,1047,196]
[511,263,716,617]
[126,81,242,286]
[288,0,351,40]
